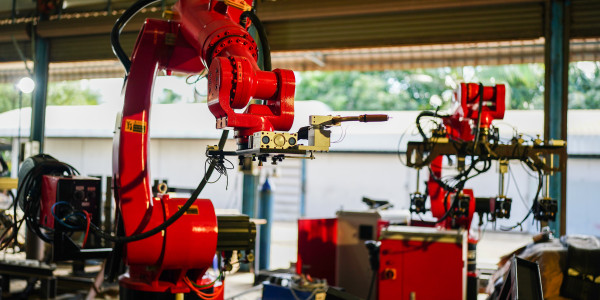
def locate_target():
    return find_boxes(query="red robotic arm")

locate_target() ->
[112,0,289,293]
[427,83,505,230]
[174,0,295,147]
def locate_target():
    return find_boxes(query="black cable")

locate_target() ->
[436,190,454,224]
[205,154,234,189]
[500,167,543,231]
[416,111,448,142]
[472,83,484,151]
[111,0,161,74]
[240,10,271,71]
[88,130,229,243]
[9,155,79,246]
[434,155,493,224]
[366,270,376,300]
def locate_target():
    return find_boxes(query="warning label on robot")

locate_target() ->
[178,205,199,215]
[124,119,147,134]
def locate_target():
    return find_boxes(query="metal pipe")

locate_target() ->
[498,172,505,197]
[415,168,420,194]
[498,159,508,197]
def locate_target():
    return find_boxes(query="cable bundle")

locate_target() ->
[289,274,328,300]
[0,154,79,250]
[185,273,224,300]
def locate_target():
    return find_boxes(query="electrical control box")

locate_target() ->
[297,211,380,299]
[39,175,101,230]
[378,226,467,300]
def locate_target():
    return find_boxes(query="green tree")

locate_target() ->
[0,81,100,114]
[296,64,559,111]
[157,88,182,104]
[47,82,99,106]
[0,84,21,113]
[296,70,450,111]
[569,62,600,109]
[473,64,545,109]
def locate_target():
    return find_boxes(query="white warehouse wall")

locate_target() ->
[41,137,600,236]
[303,152,600,236]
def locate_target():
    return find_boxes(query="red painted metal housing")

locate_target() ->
[114,17,217,293]
[455,83,506,129]
[113,0,295,292]
[378,228,467,300]
[445,83,506,141]
[174,0,295,146]
[297,212,380,299]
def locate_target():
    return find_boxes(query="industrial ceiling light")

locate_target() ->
[16,77,35,94]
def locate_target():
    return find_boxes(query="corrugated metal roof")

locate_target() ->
[0,38,598,83]
[1,0,599,65]
[0,102,597,154]
[572,0,600,38]
[4,38,600,81]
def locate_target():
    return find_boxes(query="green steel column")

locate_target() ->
[240,170,257,272]
[544,0,569,236]
[31,36,49,152]
[25,28,50,261]
[242,173,257,218]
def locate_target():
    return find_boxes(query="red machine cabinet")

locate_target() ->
[378,226,467,300]
[297,211,380,299]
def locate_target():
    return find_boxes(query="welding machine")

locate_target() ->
[39,175,101,231]
[39,175,110,260]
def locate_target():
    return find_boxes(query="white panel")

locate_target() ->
[305,153,410,218]
[44,138,85,170]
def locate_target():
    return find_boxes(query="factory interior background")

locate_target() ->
[0,0,599,300]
